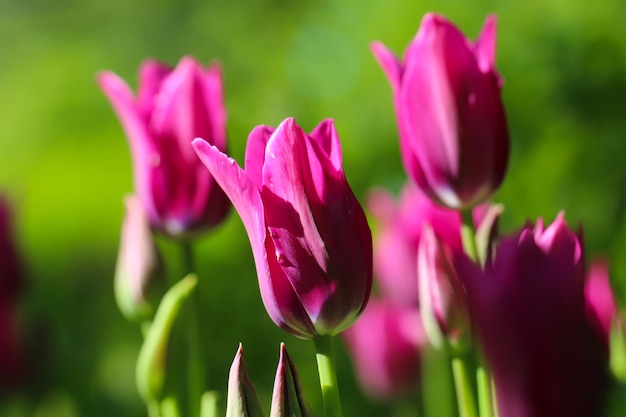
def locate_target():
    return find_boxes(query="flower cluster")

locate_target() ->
[93,9,623,417]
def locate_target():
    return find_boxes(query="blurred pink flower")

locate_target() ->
[372,13,509,209]
[193,118,372,338]
[368,183,483,306]
[99,56,230,239]
[342,298,424,399]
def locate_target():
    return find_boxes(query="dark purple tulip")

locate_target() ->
[372,13,509,209]
[465,214,608,417]
[99,57,230,239]
[193,118,372,338]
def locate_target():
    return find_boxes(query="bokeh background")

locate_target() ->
[1,0,626,415]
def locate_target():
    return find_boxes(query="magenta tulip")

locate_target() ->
[372,13,509,209]
[98,56,230,238]
[342,298,424,399]
[193,118,372,338]
[465,213,608,417]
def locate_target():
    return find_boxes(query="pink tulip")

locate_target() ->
[193,118,372,338]
[342,298,424,399]
[372,13,509,209]
[465,213,608,417]
[98,57,230,238]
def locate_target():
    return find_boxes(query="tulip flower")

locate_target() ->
[372,13,509,209]
[418,224,471,353]
[342,299,424,399]
[193,118,372,338]
[98,56,230,239]
[464,213,608,417]
[368,183,486,306]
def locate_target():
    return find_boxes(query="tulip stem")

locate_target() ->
[181,242,204,417]
[460,210,478,263]
[314,335,342,417]
[476,366,494,417]
[451,357,478,417]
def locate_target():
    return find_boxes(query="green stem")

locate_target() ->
[181,241,204,417]
[476,366,494,417]
[313,335,342,417]
[451,357,478,417]
[460,210,478,262]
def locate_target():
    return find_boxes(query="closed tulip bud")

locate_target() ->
[372,13,509,209]
[115,195,162,321]
[226,345,265,417]
[98,56,230,239]
[270,343,312,417]
[193,118,372,338]
[418,224,471,353]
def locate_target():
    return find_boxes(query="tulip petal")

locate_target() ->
[151,56,210,160]
[245,125,275,190]
[371,41,404,92]
[137,59,171,116]
[202,63,228,151]
[308,119,342,172]
[98,71,159,221]
[474,15,497,73]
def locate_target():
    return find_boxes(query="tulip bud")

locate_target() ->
[115,195,162,321]
[372,13,509,209]
[418,224,471,354]
[269,343,312,417]
[226,345,265,417]
[193,118,372,338]
[98,56,230,239]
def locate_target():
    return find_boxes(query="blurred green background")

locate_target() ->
[1,0,626,415]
